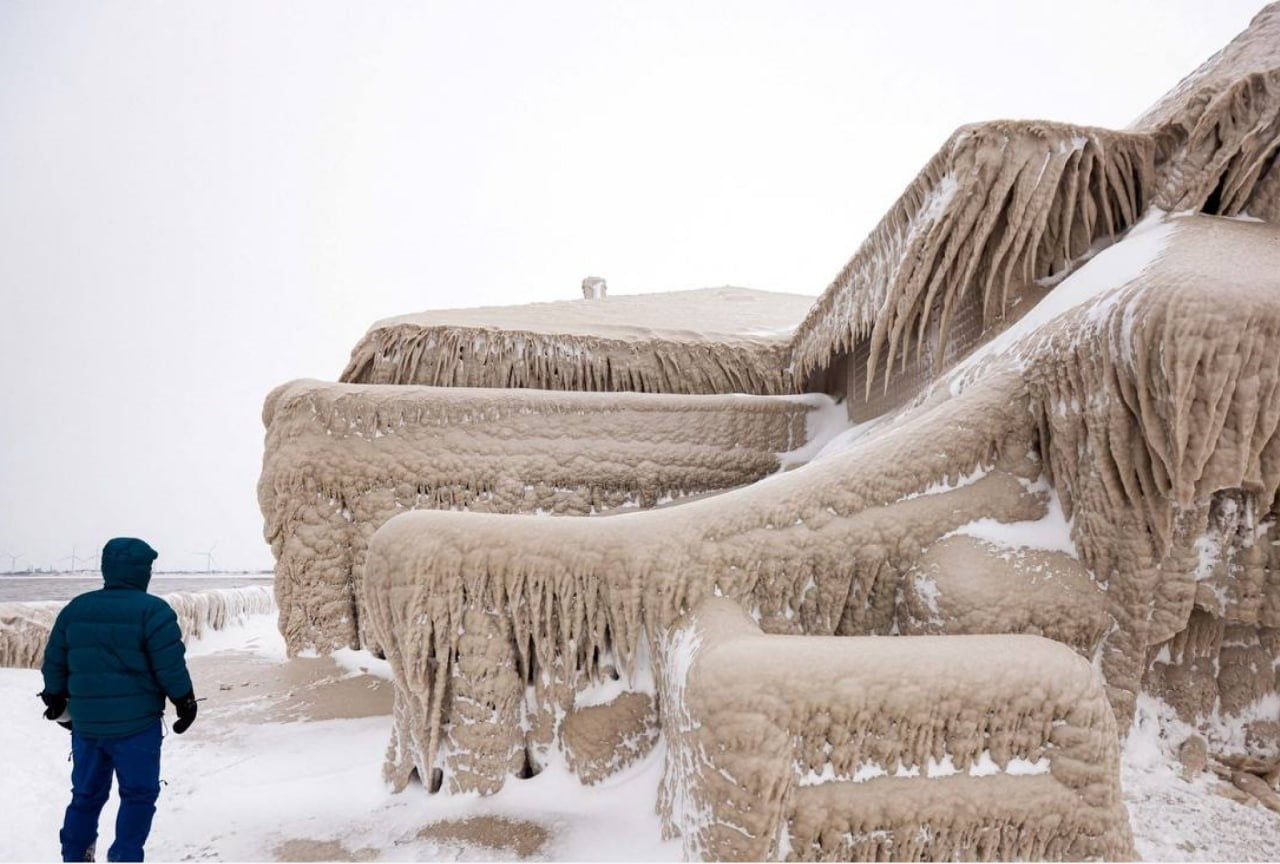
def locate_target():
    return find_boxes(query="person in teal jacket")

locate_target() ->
[40,538,198,863]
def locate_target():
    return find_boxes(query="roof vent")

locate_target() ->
[581,276,607,300]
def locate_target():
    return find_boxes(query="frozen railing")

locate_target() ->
[0,586,275,669]
[656,598,1134,862]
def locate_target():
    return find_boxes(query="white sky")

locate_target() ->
[0,0,1267,571]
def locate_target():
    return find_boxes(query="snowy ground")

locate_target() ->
[0,614,678,862]
[1123,694,1280,862]
[2,612,1275,862]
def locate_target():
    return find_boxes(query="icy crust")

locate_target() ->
[260,380,817,655]
[789,121,1153,393]
[361,286,813,342]
[340,286,812,395]
[1132,2,1280,131]
[1132,4,1280,222]
[0,587,275,669]
[656,599,1134,862]
[1145,67,1280,223]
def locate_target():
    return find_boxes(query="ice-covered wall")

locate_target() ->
[656,598,1134,862]
[0,586,275,669]
[165,586,277,642]
[0,600,59,669]
[260,379,817,654]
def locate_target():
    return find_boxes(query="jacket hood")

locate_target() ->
[101,537,157,590]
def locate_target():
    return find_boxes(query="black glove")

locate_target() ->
[172,692,198,735]
[39,692,72,730]
[39,691,67,721]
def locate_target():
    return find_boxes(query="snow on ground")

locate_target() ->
[0,614,678,862]
[1124,695,1280,862]
[3,612,1277,861]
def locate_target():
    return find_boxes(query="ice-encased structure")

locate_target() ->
[259,6,1280,860]
[0,586,275,669]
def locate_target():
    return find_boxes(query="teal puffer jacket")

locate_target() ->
[41,538,193,738]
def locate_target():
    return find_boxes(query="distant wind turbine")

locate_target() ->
[0,550,22,572]
[61,546,89,573]
[192,543,218,573]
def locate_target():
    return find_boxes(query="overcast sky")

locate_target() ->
[0,0,1267,572]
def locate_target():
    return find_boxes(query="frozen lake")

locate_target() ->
[0,573,274,603]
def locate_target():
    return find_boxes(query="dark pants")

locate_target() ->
[60,721,162,863]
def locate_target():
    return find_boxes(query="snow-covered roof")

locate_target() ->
[367,286,813,344]
[1131,2,1280,131]
[342,286,815,395]
[792,4,1280,393]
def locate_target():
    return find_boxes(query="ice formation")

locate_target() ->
[165,586,276,642]
[0,586,275,670]
[788,121,1153,403]
[258,6,1280,860]
[0,600,60,669]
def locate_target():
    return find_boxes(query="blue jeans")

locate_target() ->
[60,721,163,863]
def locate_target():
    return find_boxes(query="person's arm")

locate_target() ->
[40,608,70,697]
[143,602,194,703]
[39,608,71,723]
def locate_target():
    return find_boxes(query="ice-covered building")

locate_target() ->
[258,6,1280,860]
